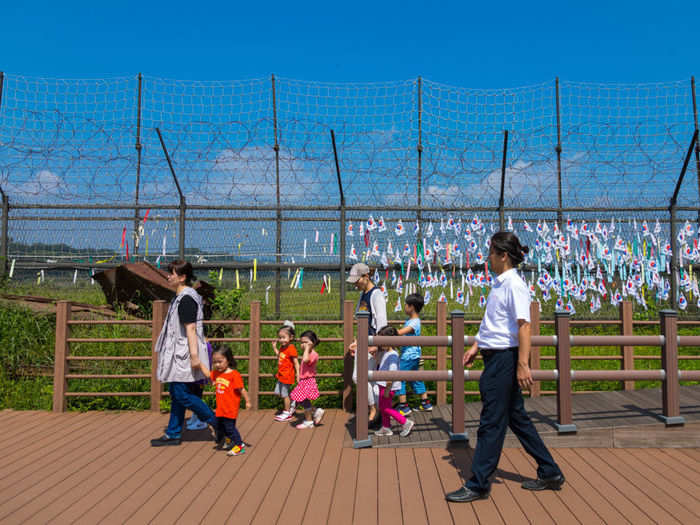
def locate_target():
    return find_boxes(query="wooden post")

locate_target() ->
[529,301,541,397]
[436,300,447,405]
[449,310,467,442]
[53,301,71,413]
[660,310,684,426]
[620,301,635,391]
[353,311,371,448]
[342,300,355,412]
[248,301,261,410]
[150,300,167,411]
[554,312,576,433]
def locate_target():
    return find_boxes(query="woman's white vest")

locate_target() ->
[154,287,210,383]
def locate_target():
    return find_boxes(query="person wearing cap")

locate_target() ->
[346,262,387,335]
[347,262,387,424]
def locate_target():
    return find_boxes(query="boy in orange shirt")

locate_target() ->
[204,346,250,456]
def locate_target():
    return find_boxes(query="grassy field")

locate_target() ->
[1,278,699,412]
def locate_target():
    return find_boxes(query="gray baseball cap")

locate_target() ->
[346,262,370,283]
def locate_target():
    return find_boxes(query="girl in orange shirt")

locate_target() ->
[272,321,300,422]
[201,346,251,456]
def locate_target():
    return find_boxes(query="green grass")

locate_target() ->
[1,279,699,411]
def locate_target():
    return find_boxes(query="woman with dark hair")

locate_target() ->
[150,260,216,446]
[446,232,564,502]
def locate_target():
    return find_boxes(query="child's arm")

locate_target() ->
[240,387,251,409]
[272,340,279,356]
[396,325,415,335]
[292,356,300,380]
[302,344,311,363]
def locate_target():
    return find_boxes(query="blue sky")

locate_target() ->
[1,1,697,85]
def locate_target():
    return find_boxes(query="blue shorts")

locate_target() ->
[398,356,426,396]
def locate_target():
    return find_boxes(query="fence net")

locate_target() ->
[1,74,699,318]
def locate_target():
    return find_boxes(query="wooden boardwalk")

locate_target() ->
[353,385,700,449]
[1,408,700,524]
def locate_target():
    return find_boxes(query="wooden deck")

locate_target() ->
[350,385,700,449]
[1,408,700,524]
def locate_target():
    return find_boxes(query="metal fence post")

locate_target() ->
[529,301,541,397]
[498,129,508,230]
[620,300,635,391]
[133,72,143,255]
[331,129,346,318]
[53,301,71,413]
[554,311,576,433]
[272,74,282,319]
[691,76,700,223]
[248,301,261,410]
[660,309,684,426]
[150,300,167,411]
[416,76,423,224]
[555,77,564,230]
[450,310,467,442]
[342,300,355,412]
[353,311,371,448]
[1,192,8,276]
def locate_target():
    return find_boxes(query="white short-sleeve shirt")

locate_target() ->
[476,268,531,349]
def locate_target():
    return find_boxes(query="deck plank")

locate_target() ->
[497,449,556,525]
[200,412,298,522]
[0,413,133,503]
[279,412,339,525]
[568,448,680,525]
[429,448,479,525]
[172,411,277,524]
[548,449,630,525]
[620,448,700,516]
[395,448,428,525]
[327,448,360,525]
[377,448,403,525]
[137,411,266,524]
[592,448,700,523]
[507,448,581,524]
[412,448,455,525]
[4,413,164,524]
[300,406,348,525]
[353,448,378,525]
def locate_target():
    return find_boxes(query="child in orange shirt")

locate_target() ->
[272,321,300,422]
[202,346,251,456]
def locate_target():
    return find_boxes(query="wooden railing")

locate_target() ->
[353,310,700,447]
[52,299,700,413]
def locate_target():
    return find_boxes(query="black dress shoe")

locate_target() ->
[445,486,489,503]
[150,434,182,447]
[522,474,565,491]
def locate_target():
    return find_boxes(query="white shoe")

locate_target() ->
[275,411,292,422]
[400,419,415,437]
[374,426,393,436]
[313,408,325,425]
[296,420,314,429]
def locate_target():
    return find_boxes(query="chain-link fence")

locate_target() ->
[1,73,699,318]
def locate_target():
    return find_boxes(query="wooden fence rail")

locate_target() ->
[52,300,700,414]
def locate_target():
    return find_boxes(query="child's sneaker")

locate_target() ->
[296,420,314,429]
[215,437,232,450]
[400,419,415,437]
[398,404,412,417]
[374,426,393,436]
[275,411,293,422]
[313,407,325,425]
[227,444,245,456]
[418,400,433,412]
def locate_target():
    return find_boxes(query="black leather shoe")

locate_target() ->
[522,474,565,491]
[150,434,182,447]
[445,486,489,502]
